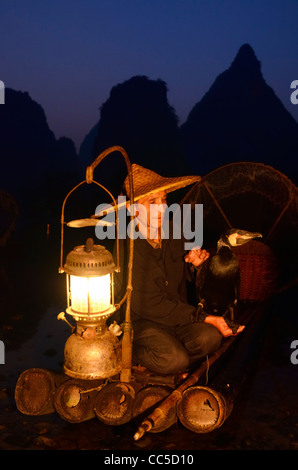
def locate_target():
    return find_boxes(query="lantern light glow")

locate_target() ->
[63,239,116,322]
[69,274,111,314]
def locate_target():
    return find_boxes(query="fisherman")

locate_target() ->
[115,164,244,375]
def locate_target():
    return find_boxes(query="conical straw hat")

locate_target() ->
[96,164,200,215]
[124,164,200,201]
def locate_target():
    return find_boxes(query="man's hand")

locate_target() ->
[184,247,209,268]
[204,315,245,337]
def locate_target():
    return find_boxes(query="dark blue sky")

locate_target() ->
[1,0,298,150]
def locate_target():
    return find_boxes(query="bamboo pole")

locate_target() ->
[79,145,135,383]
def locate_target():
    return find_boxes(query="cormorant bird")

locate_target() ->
[195,228,262,331]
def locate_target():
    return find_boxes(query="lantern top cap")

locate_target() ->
[64,238,115,277]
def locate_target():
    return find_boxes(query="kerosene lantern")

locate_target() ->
[58,146,134,382]
[59,237,121,380]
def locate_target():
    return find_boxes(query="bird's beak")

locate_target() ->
[236,231,262,245]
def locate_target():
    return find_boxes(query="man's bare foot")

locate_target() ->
[204,315,245,337]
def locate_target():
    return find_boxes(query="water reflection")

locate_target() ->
[1,306,70,389]
[0,231,68,389]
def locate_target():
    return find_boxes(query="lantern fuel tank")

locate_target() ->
[63,324,122,380]
[59,238,122,380]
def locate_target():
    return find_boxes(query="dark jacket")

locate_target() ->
[115,235,196,327]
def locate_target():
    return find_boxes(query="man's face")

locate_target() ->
[137,191,167,234]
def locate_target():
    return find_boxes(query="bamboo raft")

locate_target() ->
[15,303,269,439]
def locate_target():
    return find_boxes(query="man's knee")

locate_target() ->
[183,322,222,358]
[199,323,222,355]
[156,349,189,375]
[133,340,189,375]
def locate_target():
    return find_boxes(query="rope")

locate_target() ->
[79,379,108,395]
[205,355,210,386]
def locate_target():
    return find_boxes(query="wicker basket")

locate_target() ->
[232,240,279,302]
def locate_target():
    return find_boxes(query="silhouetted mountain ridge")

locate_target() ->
[0,88,79,236]
[79,76,188,194]
[2,43,297,223]
[180,44,298,179]
[230,43,261,75]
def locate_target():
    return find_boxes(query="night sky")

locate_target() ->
[1,0,298,151]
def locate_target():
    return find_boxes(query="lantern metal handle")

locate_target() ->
[59,178,119,273]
